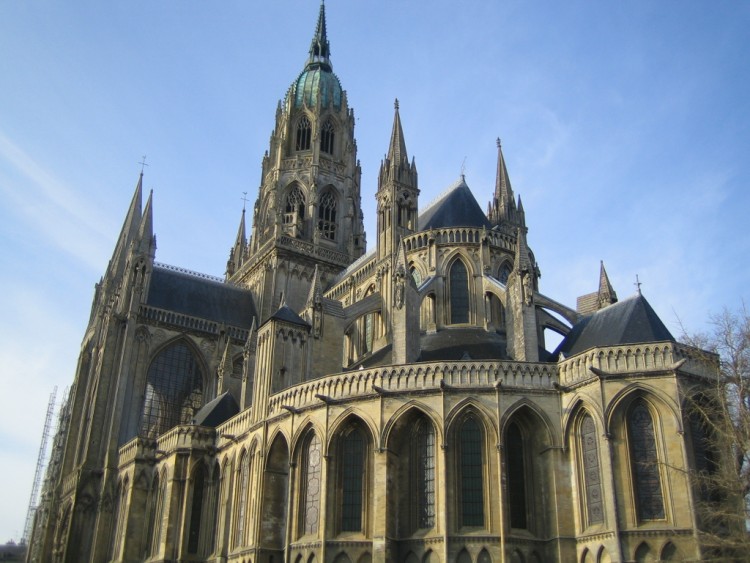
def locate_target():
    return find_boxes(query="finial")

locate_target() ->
[461,156,467,178]
[634,275,642,295]
[496,137,501,148]
[394,98,399,111]
[240,191,249,212]
[138,155,148,175]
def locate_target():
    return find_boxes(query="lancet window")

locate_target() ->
[414,419,436,529]
[459,416,484,527]
[627,399,664,520]
[449,259,469,324]
[320,119,335,154]
[139,341,203,438]
[187,466,206,554]
[234,451,251,547]
[580,414,604,525]
[507,422,528,529]
[302,432,323,535]
[296,116,312,151]
[318,191,337,240]
[341,425,366,532]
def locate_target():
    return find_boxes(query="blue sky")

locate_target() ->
[1,0,748,542]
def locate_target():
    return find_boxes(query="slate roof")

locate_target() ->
[418,177,492,230]
[270,304,311,327]
[554,294,675,358]
[192,392,239,428]
[419,328,509,361]
[147,265,257,329]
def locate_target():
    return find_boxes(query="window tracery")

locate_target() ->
[413,419,436,529]
[140,341,203,438]
[235,451,251,546]
[580,414,604,525]
[507,422,528,529]
[459,416,484,527]
[320,119,335,154]
[628,399,664,520]
[296,116,312,151]
[450,260,469,324]
[318,191,337,241]
[341,426,366,532]
[303,433,322,535]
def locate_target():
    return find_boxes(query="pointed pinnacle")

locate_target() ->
[387,99,408,166]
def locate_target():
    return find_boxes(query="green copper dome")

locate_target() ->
[292,66,342,109]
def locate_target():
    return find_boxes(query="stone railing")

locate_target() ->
[403,227,516,253]
[156,424,216,454]
[139,305,250,341]
[216,407,255,446]
[558,341,720,386]
[267,360,557,416]
[117,436,157,467]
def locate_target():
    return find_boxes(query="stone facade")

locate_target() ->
[28,5,723,563]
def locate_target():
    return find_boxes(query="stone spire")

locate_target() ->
[226,208,247,278]
[597,261,618,307]
[307,1,331,71]
[488,139,523,228]
[135,189,155,258]
[377,100,419,260]
[107,173,143,281]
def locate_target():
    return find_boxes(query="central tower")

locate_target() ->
[227,3,366,319]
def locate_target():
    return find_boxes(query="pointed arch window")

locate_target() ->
[413,419,436,529]
[498,263,512,284]
[341,426,366,532]
[150,472,167,557]
[318,191,337,241]
[140,341,203,438]
[580,414,604,525]
[320,119,335,154]
[234,450,251,547]
[285,186,306,237]
[296,116,312,151]
[232,356,244,379]
[302,432,322,535]
[628,399,664,520]
[459,416,484,527]
[449,259,470,324]
[507,421,528,529]
[188,465,206,554]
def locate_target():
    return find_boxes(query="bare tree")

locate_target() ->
[682,306,750,561]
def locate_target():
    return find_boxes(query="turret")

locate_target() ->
[376,99,419,261]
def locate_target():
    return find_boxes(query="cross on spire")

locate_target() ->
[240,191,249,211]
[138,155,148,174]
[634,274,642,295]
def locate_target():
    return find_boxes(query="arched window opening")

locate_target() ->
[459,416,484,527]
[580,414,604,525]
[150,472,167,557]
[507,422,528,529]
[140,340,203,438]
[110,479,128,560]
[456,549,472,563]
[628,400,664,520]
[450,260,470,324]
[477,548,492,563]
[188,466,206,554]
[633,542,651,563]
[285,186,306,237]
[410,265,422,287]
[235,451,251,547]
[318,191,337,241]
[414,419,436,529]
[498,263,512,284]
[143,475,159,559]
[302,432,322,535]
[320,119,335,154]
[232,356,244,379]
[341,425,366,532]
[296,116,312,151]
[261,436,289,553]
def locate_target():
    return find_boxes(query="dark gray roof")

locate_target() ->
[554,294,675,358]
[192,392,239,428]
[270,304,311,327]
[147,266,257,329]
[419,328,509,361]
[419,177,492,231]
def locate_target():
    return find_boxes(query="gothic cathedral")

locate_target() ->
[28,5,722,563]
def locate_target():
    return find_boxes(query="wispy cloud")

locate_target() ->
[0,131,114,271]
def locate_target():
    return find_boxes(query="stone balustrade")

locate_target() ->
[155,424,215,454]
[139,305,249,341]
[266,360,557,416]
[558,341,719,386]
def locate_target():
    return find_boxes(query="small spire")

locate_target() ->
[307,1,331,72]
[597,261,618,306]
[306,265,322,308]
[218,338,232,377]
[136,189,154,255]
[387,99,409,167]
[513,227,532,273]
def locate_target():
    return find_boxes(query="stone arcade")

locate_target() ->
[28,4,723,563]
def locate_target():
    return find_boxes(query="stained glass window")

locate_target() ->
[414,420,435,529]
[341,427,365,531]
[140,341,203,438]
[499,263,512,284]
[450,260,469,324]
[296,116,311,151]
[580,415,604,525]
[303,433,322,535]
[460,416,484,526]
[507,422,527,529]
[628,400,664,520]
[318,191,337,240]
[235,451,251,546]
[320,119,335,154]
[188,466,205,554]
